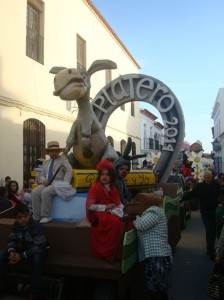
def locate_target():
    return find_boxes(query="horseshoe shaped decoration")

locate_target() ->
[92,74,185,184]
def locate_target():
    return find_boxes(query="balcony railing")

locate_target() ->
[26,27,44,64]
[143,138,163,151]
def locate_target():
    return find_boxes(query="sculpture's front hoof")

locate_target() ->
[83,147,93,159]
[63,146,70,155]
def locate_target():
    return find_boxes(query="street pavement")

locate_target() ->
[2,210,215,300]
[168,210,214,300]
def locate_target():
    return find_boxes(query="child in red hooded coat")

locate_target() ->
[86,160,132,262]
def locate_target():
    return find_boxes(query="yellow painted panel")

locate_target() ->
[125,170,156,189]
[72,169,155,191]
[72,170,98,190]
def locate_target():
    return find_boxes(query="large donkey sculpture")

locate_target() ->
[49,59,119,169]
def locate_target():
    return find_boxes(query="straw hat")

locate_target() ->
[44,141,65,153]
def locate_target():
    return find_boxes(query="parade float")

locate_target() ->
[0,60,185,300]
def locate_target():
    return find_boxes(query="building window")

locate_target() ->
[23,118,45,183]
[154,133,159,150]
[105,69,112,84]
[77,34,86,72]
[131,102,135,117]
[149,138,154,149]
[144,138,149,149]
[26,0,44,64]
[155,140,159,150]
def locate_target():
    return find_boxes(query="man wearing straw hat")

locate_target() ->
[31,141,73,223]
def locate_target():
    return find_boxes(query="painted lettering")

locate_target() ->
[92,73,185,184]
[123,74,140,99]
[111,77,129,100]
[147,83,168,103]
[164,138,176,143]
[136,78,154,100]
[157,94,175,113]
[92,95,109,113]
[164,117,178,128]
[102,88,117,105]
[163,144,174,152]
[165,128,178,138]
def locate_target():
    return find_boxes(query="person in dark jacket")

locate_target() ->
[0,202,48,299]
[4,176,11,189]
[0,186,12,212]
[114,157,133,205]
[183,170,221,259]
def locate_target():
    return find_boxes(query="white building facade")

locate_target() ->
[211,88,224,173]
[0,0,141,187]
[140,109,164,167]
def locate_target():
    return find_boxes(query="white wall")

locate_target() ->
[0,0,141,187]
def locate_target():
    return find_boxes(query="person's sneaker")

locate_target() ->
[40,217,52,224]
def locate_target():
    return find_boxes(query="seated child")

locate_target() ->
[0,202,48,299]
[7,180,23,207]
[86,160,132,262]
[0,186,12,213]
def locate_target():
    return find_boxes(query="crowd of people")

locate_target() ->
[0,139,173,299]
[1,140,224,300]
[0,177,24,213]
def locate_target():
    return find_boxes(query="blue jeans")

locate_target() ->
[0,248,45,293]
[200,211,216,255]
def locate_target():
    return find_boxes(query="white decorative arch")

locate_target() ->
[92,74,185,183]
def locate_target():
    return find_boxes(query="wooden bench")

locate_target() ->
[0,206,16,219]
[0,218,148,299]
[0,218,121,279]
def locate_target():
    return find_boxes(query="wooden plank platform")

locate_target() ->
[0,218,121,280]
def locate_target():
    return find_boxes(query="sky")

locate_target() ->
[92,0,224,153]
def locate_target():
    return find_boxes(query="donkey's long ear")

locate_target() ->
[87,59,117,76]
[49,66,67,74]
[122,137,133,160]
